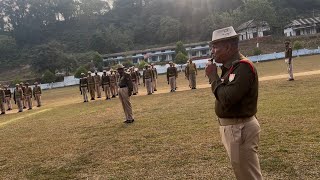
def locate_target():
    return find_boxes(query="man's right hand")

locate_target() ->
[205,63,218,82]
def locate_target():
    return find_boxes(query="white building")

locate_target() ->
[237,20,271,41]
[102,42,210,66]
[284,17,320,37]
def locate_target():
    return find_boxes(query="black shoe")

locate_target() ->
[28,108,32,110]
[18,111,23,113]
[1,112,5,115]
[133,93,137,95]
[288,78,294,81]
[154,89,157,91]
[147,93,152,95]
[37,105,41,107]
[98,97,101,98]
[112,95,116,98]
[23,107,26,109]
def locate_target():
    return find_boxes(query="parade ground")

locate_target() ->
[1,55,320,179]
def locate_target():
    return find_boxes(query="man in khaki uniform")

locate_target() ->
[20,82,26,109]
[87,71,96,100]
[185,59,198,89]
[117,64,134,123]
[143,64,153,95]
[24,82,33,110]
[206,26,262,180]
[285,41,294,81]
[101,70,111,100]
[110,69,117,98]
[4,85,13,111]
[0,85,5,115]
[167,61,178,92]
[79,73,89,102]
[14,84,24,112]
[151,63,158,92]
[33,82,42,107]
[94,71,102,98]
[130,67,139,95]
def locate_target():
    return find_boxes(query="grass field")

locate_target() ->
[0,56,320,179]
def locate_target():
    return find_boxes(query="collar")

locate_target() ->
[223,52,242,69]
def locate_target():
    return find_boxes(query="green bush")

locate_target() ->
[174,52,188,64]
[253,48,262,55]
[42,70,56,83]
[74,66,88,78]
[138,60,147,69]
[293,41,303,50]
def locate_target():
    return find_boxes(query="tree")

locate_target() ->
[138,60,147,69]
[175,41,187,56]
[158,16,182,43]
[74,66,88,78]
[42,70,56,83]
[122,60,134,68]
[174,52,188,65]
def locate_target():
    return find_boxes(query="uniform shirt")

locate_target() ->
[94,75,101,84]
[151,68,158,79]
[0,89,5,101]
[285,47,293,59]
[24,87,33,96]
[186,63,197,75]
[4,89,12,98]
[118,73,133,92]
[143,69,153,79]
[211,53,258,118]
[87,76,95,85]
[110,74,116,84]
[14,88,23,100]
[33,86,42,95]
[21,86,26,95]
[80,77,88,87]
[167,66,178,79]
[101,75,110,85]
[130,71,138,82]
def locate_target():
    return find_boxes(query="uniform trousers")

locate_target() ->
[81,87,88,102]
[103,85,111,99]
[132,81,138,94]
[5,97,12,109]
[189,73,197,88]
[95,84,101,98]
[145,78,152,94]
[0,99,5,113]
[286,59,294,79]
[35,94,42,107]
[219,116,263,180]
[16,98,23,112]
[88,85,95,99]
[110,83,117,97]
[25,95,32,109]
[169,76,176,91]
[118,87,134,121]
[153,78,157,91]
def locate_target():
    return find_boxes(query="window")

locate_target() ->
[133,58,138,64]
[161,55,167,61]
[201,50,207,56]
[152,56,158,62]
[191,51,197,57]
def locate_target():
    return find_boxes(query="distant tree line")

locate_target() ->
[0,0,320,77]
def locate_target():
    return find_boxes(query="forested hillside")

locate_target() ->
[1,0,320,80]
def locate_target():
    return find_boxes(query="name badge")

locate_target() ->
[229,74,236,82]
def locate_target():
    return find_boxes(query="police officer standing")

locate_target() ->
[24,82,33,110]
[143,64,153,95]
[94,71,102,98]
[117,64,134,123]
[14,84,24,113]
[110,69,117,98]
[285,41,294,81]
[167,61,178,92]
[87,71,96,100]
[79,73,89,102]
[206,26,263,180]
[20,82,26,109]
[151,63,158,92]
[33,82,42,107]
[4,85,12,111]
[130,67,139,95]
[101,70,111,100]
[185,59,198,89]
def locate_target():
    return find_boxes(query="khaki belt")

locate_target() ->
[218,116,254,126]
